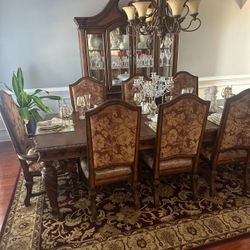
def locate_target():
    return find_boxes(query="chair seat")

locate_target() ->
[81,158,132,181]
[140,150,193,172]
[201,146,248,164]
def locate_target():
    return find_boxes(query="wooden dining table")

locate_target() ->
[34,113,218,217]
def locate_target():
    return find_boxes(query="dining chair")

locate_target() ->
[82,100,141,221]
[171,71,198,98]
[0,90,44,206]
[201,88,250,196]
[121,74,151,104]
[141,94,210,207]
[69,77,106,112]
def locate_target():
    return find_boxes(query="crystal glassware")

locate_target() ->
[60,104,72,125]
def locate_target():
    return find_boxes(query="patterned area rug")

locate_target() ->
[1,164,250,250]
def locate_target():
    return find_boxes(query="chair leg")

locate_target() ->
[132,181,140,209]
[153,179,160,208]
[243,163,250,195]
[70,165,79,197]
[77,158,85,182]
[210,169,217,196]
[192,174,199,200]
[89,189,97,222]
[24,180,33,207]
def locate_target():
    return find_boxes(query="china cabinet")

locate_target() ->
[74,0,179,98]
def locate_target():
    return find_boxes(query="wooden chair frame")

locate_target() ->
[152,94,209,206]
[0,91,44,206]
[173,71,199,97]
[121,74,151,103]
[69,76,106,112]
[85,99,141,220]
[208,89,250,195]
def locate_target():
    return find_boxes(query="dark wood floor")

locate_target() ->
[0,141,249,249]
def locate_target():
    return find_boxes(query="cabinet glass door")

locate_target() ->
[87,33,105,82]
[135,34,154,77]
[159,34,175,77]
[109,27,131,88]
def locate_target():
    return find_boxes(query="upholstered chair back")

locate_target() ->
[217,89,250,152]
[156,94,209,161]
[86,100,141,170]
[172,71,198,98]
[122,75,151,104]
[0,91,31,155]
[69,77,105,112]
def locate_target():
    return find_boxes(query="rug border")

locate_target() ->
[1,169,250,250]
[0,167,21,240]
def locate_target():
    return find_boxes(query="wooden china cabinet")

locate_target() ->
[74,0,179,99]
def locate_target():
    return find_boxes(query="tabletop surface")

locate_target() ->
[35,113,218,152]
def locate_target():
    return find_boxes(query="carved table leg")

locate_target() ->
[41,161,60,217]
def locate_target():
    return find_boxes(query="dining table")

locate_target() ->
[34,112,219,217]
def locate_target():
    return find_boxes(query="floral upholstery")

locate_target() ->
[122,78,136,104]
[201,146,247,164]
[88,104,139,169]
[141,149,193,172]
[172,71,198,98]
[122,76,148,104]
[159,97,208,160]
[70,78,105,112]
[219,93,250,151]
[81,157,132,180]
[0,91,31,155]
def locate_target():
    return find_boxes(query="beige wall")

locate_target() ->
[178,0,250,77]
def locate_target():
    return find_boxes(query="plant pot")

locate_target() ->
[26,113,37,136]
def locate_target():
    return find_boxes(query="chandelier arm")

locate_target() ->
[125,0,201,38]
[179,5,189,23]
[181,17,201,32]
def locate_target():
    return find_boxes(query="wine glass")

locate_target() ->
[83,94,91,110]
[60,104,72,125]
[133,92,142,106]
[77,96,87,120]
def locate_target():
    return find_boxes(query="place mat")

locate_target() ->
[36,117,75,135]
[207,113,222,126]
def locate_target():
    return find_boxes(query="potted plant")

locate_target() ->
[7,67,61,134]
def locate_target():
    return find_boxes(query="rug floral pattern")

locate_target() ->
[1,165,250,250]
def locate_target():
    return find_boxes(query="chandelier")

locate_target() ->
[122,0,202,37]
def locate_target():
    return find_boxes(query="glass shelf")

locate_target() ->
[90,68,105,70]
[111,48,129,51]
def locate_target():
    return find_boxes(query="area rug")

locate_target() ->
[1,164,250,250]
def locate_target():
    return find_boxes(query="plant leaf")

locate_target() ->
[31,89,49,96]
[18,107,30,124]
[17,67,24,91]
[12,73,22,106]
[20,91,30,107]
[31,96,50,113]
[39,95,61,100]
[30,109,43,122]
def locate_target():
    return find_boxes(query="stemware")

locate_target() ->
[133,92,143,106]
[83,94,91,110]
[76,95,91,120]
[77,96,87,120]
[60,104,72,125]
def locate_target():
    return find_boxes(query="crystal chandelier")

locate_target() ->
[122,0,202,37]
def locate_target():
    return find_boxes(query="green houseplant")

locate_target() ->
[9,67,61,125]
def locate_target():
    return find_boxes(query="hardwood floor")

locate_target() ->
[0,141,249,249]
[0,141,20,231]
